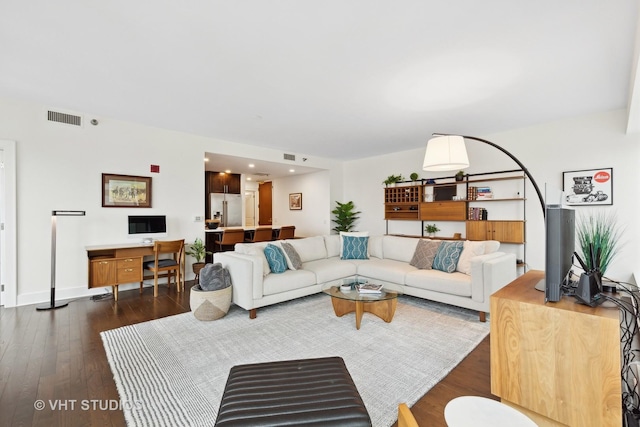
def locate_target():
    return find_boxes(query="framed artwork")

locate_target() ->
[102,173,152,208]
[289,193,302,210]
[562,168,612,206]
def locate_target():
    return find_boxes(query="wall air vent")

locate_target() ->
[47,110,82,126]
[283,153,295,161]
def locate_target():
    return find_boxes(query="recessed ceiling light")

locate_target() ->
[247,177,252,181]
[289,169,295,173]
[249,164,255,168]
[204,158,209,162]
[225,169,231,174]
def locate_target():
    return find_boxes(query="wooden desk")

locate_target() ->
[490,270,622,427]
[86,243,155,301]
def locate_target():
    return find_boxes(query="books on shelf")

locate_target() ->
[468,186,493,200]
[356,283,383,294]
[468,207,488,220]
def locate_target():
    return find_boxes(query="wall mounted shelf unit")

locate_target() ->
[383,169,527,269]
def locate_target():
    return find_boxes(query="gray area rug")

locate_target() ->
[101,294,489,427]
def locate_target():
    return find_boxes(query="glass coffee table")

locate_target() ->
[321,277,403,330]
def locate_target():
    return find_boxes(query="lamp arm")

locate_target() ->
[435,133,545,217]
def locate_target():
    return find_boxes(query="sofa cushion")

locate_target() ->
[356,258,416,284]
[381,236,419,263]
[324,235,341,258]
[405,269,472,297]
[303,258,358,283]
[368,235,384,259]
[410,239,442,269]
[341,235,369,260]
[288,236,328,262]
[280,242,303,270]
[263,269,317,296]
[264,244,288,274]
[432,241,464,273]
[239,244,270,277]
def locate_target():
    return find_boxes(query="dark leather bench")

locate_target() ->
[215,357,371,426]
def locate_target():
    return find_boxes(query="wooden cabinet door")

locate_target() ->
[491,221,524,243]
[90,259,116,287]
[421,201,466,221]
[210,173,226,193]
[466,221,491,240]
[226,174,241,194]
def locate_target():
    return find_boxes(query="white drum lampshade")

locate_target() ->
[422,135,470,171]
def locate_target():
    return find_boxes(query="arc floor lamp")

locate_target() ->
[422,134,545,217]
[36,210,86,311]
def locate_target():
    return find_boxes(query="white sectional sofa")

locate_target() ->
[214,234,516,321]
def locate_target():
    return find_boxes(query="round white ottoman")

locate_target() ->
[444,396,537,427]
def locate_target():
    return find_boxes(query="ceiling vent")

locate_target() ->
[47,110,82,126]
[253,172,270,177]
[283,153,295,161]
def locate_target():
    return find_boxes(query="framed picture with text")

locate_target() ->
[289,193,302,210]
[102,173,152,208]
[562,168,612,206]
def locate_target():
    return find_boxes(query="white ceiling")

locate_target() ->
[204,152,323,181]
[1,1,639,164]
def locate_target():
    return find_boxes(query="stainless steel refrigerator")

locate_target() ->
[210,193,242,227]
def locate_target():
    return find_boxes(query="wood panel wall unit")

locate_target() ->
[466,220,525,243]
[420,201,466,221]
[384,185,423,220]
[491,271,621,427]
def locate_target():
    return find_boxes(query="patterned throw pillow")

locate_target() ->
[409,239,442,269]
[432,241,465,273]
[280,242,303,270]
[341,236,369,260]
[264,244,288,274]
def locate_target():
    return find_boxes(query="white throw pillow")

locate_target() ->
[484,240,500,254]
[339,231,369,257]
[456,241,486,275]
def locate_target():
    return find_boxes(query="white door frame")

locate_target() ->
[0,140,17,307]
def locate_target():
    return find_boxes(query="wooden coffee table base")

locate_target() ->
[330,297,398,330]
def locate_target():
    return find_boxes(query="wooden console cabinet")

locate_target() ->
[490,270,621,426]
[466,220,524,243]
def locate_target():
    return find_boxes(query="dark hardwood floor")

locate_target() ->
[0,284,494,426]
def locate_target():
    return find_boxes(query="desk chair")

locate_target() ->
[245,227,273,243]
[140,239,185,298]
[214,229,245,251]
[398,403,419,427]
[277,225,295,240]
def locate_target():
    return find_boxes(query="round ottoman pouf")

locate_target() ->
[190,284,232,321]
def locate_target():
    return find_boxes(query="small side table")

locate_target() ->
[444,396,537,427]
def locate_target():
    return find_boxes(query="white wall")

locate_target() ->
[272,170,332,237]
[344,109,640,282]
[0,97,342,306]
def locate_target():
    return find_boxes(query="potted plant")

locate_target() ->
[185,237,212,276]
[425,223,440,237]
[383,174,404,186]
[410,172,419,182]
[331,201,361,233]
[575,211,623,291]
[455,170,465,181]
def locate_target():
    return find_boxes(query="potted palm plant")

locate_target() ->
[425,224,440,237]
[331,201,361,233]
[185,237,212,276]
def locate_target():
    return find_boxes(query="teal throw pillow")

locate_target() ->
[341,235,369,260]
[264,244,288,274]
[432,241,464,273]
